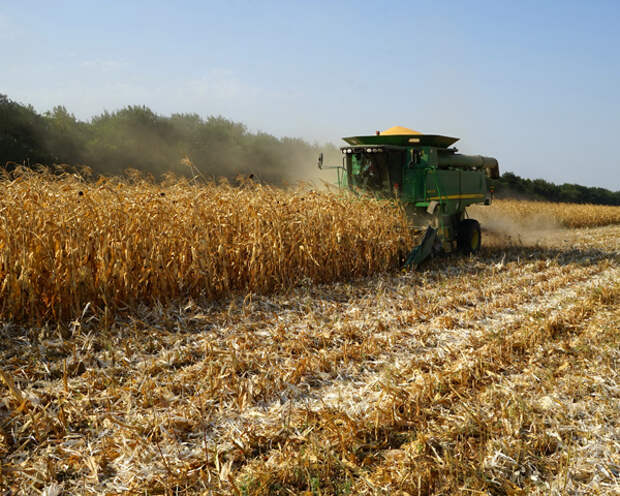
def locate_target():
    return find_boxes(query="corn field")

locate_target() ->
[0,172,619,495]
[2,171,620,324]
[0,171,412,322]
[473,198,620,228]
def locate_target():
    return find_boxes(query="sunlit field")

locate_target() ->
[1,171,618,495]
[0,171,411,322]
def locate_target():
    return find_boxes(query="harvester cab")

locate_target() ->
[324,126,499,268]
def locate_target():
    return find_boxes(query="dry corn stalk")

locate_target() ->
[0,170,413,322]
[1,169,618,323]
[472,199,620,228]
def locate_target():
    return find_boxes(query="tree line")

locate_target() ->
[0,94,338,184]
[489,172,620,206]
[1,94,618,204]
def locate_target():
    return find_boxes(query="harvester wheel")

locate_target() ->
[458,219,481,255]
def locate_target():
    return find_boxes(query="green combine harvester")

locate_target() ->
[318,126,500,268]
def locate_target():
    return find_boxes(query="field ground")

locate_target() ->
[1,219,618,495]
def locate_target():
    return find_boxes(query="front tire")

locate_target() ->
[458,219,481,255]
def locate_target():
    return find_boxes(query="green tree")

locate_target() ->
[0,94,51,166]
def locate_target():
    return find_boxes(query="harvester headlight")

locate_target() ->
[347,148,352,153]
[366,148,372,153]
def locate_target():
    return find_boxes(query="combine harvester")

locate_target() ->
[319,126,500,267]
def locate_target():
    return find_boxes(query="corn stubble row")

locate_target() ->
[0,172,412,321]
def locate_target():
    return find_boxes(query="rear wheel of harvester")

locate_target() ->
[458,219,481,255]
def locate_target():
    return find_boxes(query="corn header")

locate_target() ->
[318,126,499,267]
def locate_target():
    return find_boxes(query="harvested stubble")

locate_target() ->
[1,224,618,495]
[0,171,412,322]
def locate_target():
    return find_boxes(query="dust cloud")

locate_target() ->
[470,206,567,247]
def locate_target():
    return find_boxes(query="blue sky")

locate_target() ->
[2,0,619,188]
